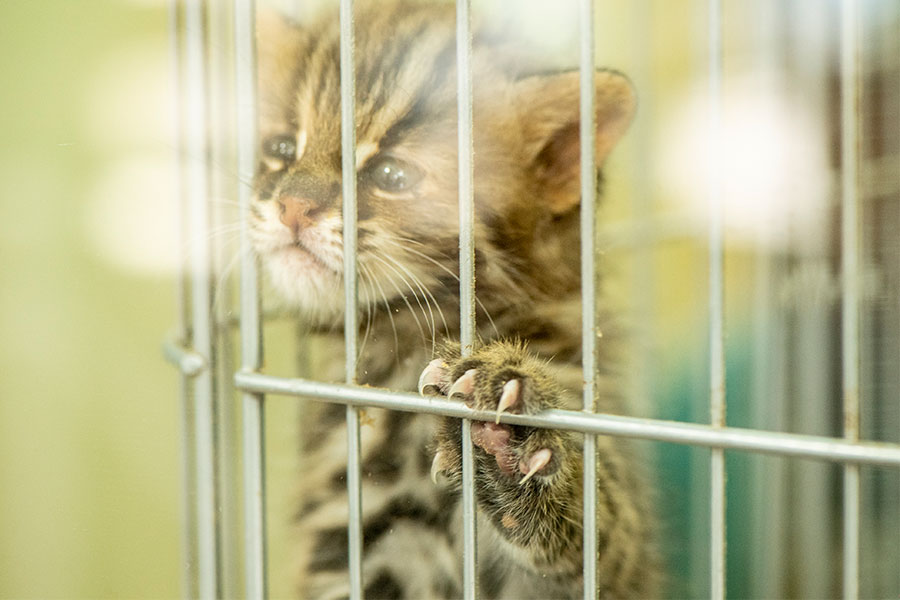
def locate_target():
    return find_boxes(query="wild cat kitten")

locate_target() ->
[250,1,657,598]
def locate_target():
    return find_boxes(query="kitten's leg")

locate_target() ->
[423,341,655,597]
[295,407,463,600]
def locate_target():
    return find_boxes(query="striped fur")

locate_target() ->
[251,2,658,597]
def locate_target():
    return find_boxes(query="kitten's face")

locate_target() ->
[251,1,635,325]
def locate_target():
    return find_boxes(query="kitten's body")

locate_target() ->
[252,2,657,598]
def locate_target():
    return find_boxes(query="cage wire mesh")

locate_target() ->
[165,0,900,598]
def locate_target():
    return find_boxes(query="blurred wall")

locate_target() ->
[0,1,181,597]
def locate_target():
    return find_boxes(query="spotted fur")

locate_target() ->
[251,2,658,597]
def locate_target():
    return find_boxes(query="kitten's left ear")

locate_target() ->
[514,70,636,214]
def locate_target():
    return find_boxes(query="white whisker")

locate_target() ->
[366,253,431,355]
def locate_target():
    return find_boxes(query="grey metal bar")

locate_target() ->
[234,0,266,597]
[164,335,208,378]
[456,0,477,597]
[169,1,198,595]
[339,1,364,597]
[840,1,861,598]
[578,0,598,598]
[184,0,221,596]
[234,372,900,468]
[747,9,785,586]
[205,4,240,592]
[707,0,726,598]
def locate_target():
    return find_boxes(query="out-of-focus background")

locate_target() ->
[1,0,899,598]
[0,1,180,597]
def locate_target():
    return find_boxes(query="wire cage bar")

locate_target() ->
[234,0,267,597]
[839,1,861,598]
[706,0,726,597]
[455,0,479,597]
[168,1,198,596]
[337,1,365,598]
[164,1,900,598]
[181,0,222,596]
[578,0,600,597]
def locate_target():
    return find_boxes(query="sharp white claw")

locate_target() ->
[448,369,476,400]
[518,448,552,485]
[418,359,445,395]
[431,452,443,484]
[495,379,520,423]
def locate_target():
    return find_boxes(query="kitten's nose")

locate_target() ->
[277,196,315,234]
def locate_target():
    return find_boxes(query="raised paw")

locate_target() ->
[419,341,573,487]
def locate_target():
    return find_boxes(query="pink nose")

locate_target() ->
[278,196,313,234]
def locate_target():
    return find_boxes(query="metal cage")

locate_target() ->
[164,0,900,598]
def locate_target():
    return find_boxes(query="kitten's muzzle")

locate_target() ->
[277,195,326,236]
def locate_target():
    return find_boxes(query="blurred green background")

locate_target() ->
[0,1,181,597]
[1,1,897,598]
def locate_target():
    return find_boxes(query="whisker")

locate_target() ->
[377,251,452,352]
[366,253,431,355]
[360,263,399,359]
[357,267,375,360]
[380,238,500,338]
[212,243,247,314]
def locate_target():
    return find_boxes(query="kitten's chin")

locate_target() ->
[261,245,345,321]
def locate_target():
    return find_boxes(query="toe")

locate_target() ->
[448,369,477,400]
[418,359,446,396]
[495,379,521,423]
[518,448,553,485]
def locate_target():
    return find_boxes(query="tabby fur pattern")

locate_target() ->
[251,2,658,597]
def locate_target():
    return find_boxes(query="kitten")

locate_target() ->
[250,1,658,598]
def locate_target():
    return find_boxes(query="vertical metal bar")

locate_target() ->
[707,0,726,598]
[785,7,836,596]
[578,1,598,598]
[235,0,266,597]
[184,0,220,597]
[456,0,478,598]
[339,1,363,598]
[170,1,198,596]
[840,1,861,598]
[206,4,241,593]
[747,11,784,588]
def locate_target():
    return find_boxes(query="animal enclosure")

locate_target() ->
[164,0,900,598]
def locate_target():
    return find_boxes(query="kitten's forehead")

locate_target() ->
[292,2,457,154]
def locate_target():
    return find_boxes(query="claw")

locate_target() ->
[495,379,521,423]
[518,448,552,485]
[418,359,445,396]
[430,452,444,484]
[448,369,476,400]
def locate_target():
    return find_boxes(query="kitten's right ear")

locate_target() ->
[514,70,636,215]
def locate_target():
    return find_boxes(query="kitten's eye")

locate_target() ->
[261,134,297,163]
[365,157,423,193]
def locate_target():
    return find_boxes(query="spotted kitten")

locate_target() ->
[251,1,657,598]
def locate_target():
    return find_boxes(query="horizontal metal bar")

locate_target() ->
[234,371,900,468]
[163,335,207,377]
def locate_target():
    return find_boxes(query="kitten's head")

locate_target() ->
[251,1,635,327]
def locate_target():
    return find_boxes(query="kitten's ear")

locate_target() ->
[514,70,636,214]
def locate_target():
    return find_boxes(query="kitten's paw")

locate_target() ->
[421,342,572,487]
